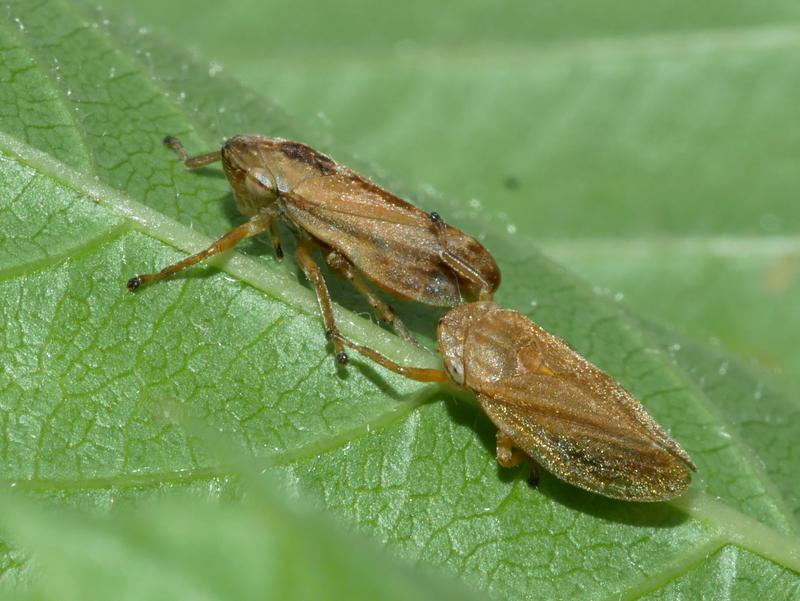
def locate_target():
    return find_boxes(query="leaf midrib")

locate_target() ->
[3,7,799,589]
[2,130,800,583]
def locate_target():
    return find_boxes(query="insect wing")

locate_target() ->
[284,174,495,305]
[464,307,694,501]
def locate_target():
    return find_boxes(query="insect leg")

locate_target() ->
[429,212,495,300]
[269,219,284,260]
[295,238,348,365]
[163,135,222,169]
[495,430,529,468]
[324,251,419,347]
[127,214,271,290]
[333,334,449,383]
[526,463,540,489]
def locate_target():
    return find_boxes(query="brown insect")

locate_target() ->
[127,135,500,362]
[335,301,696,501]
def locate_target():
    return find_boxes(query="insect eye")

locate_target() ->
[447,358,465,385]
[245,171,275,197]
[254,171,274,189]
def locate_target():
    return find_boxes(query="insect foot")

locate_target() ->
[126,276,142,291]
[527,466,541,489]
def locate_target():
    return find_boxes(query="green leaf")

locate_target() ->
[0,1,798,600]
[106,0,800,389]
[0,481,482,601]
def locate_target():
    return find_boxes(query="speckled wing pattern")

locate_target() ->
[463,306,695,501]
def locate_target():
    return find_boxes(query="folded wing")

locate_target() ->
[465,307,694,501]
[284,172,498,305]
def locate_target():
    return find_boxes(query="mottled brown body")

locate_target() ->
[336,302,696,502]
[127,135,500,362]
[221,135,499,304]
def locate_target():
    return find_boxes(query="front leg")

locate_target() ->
[127,214,272,290]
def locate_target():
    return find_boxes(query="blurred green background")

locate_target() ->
[101,0,800,390]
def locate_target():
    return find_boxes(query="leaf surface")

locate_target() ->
[0,2,798,600]
[0,481,483,601]
[109,0,800,388]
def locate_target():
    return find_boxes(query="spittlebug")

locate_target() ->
[335,302,696,501]
[127,135,500,363]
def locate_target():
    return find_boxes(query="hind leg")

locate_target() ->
[325,250,419,346]
[496,431,529,468]
[496,431,539,487]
